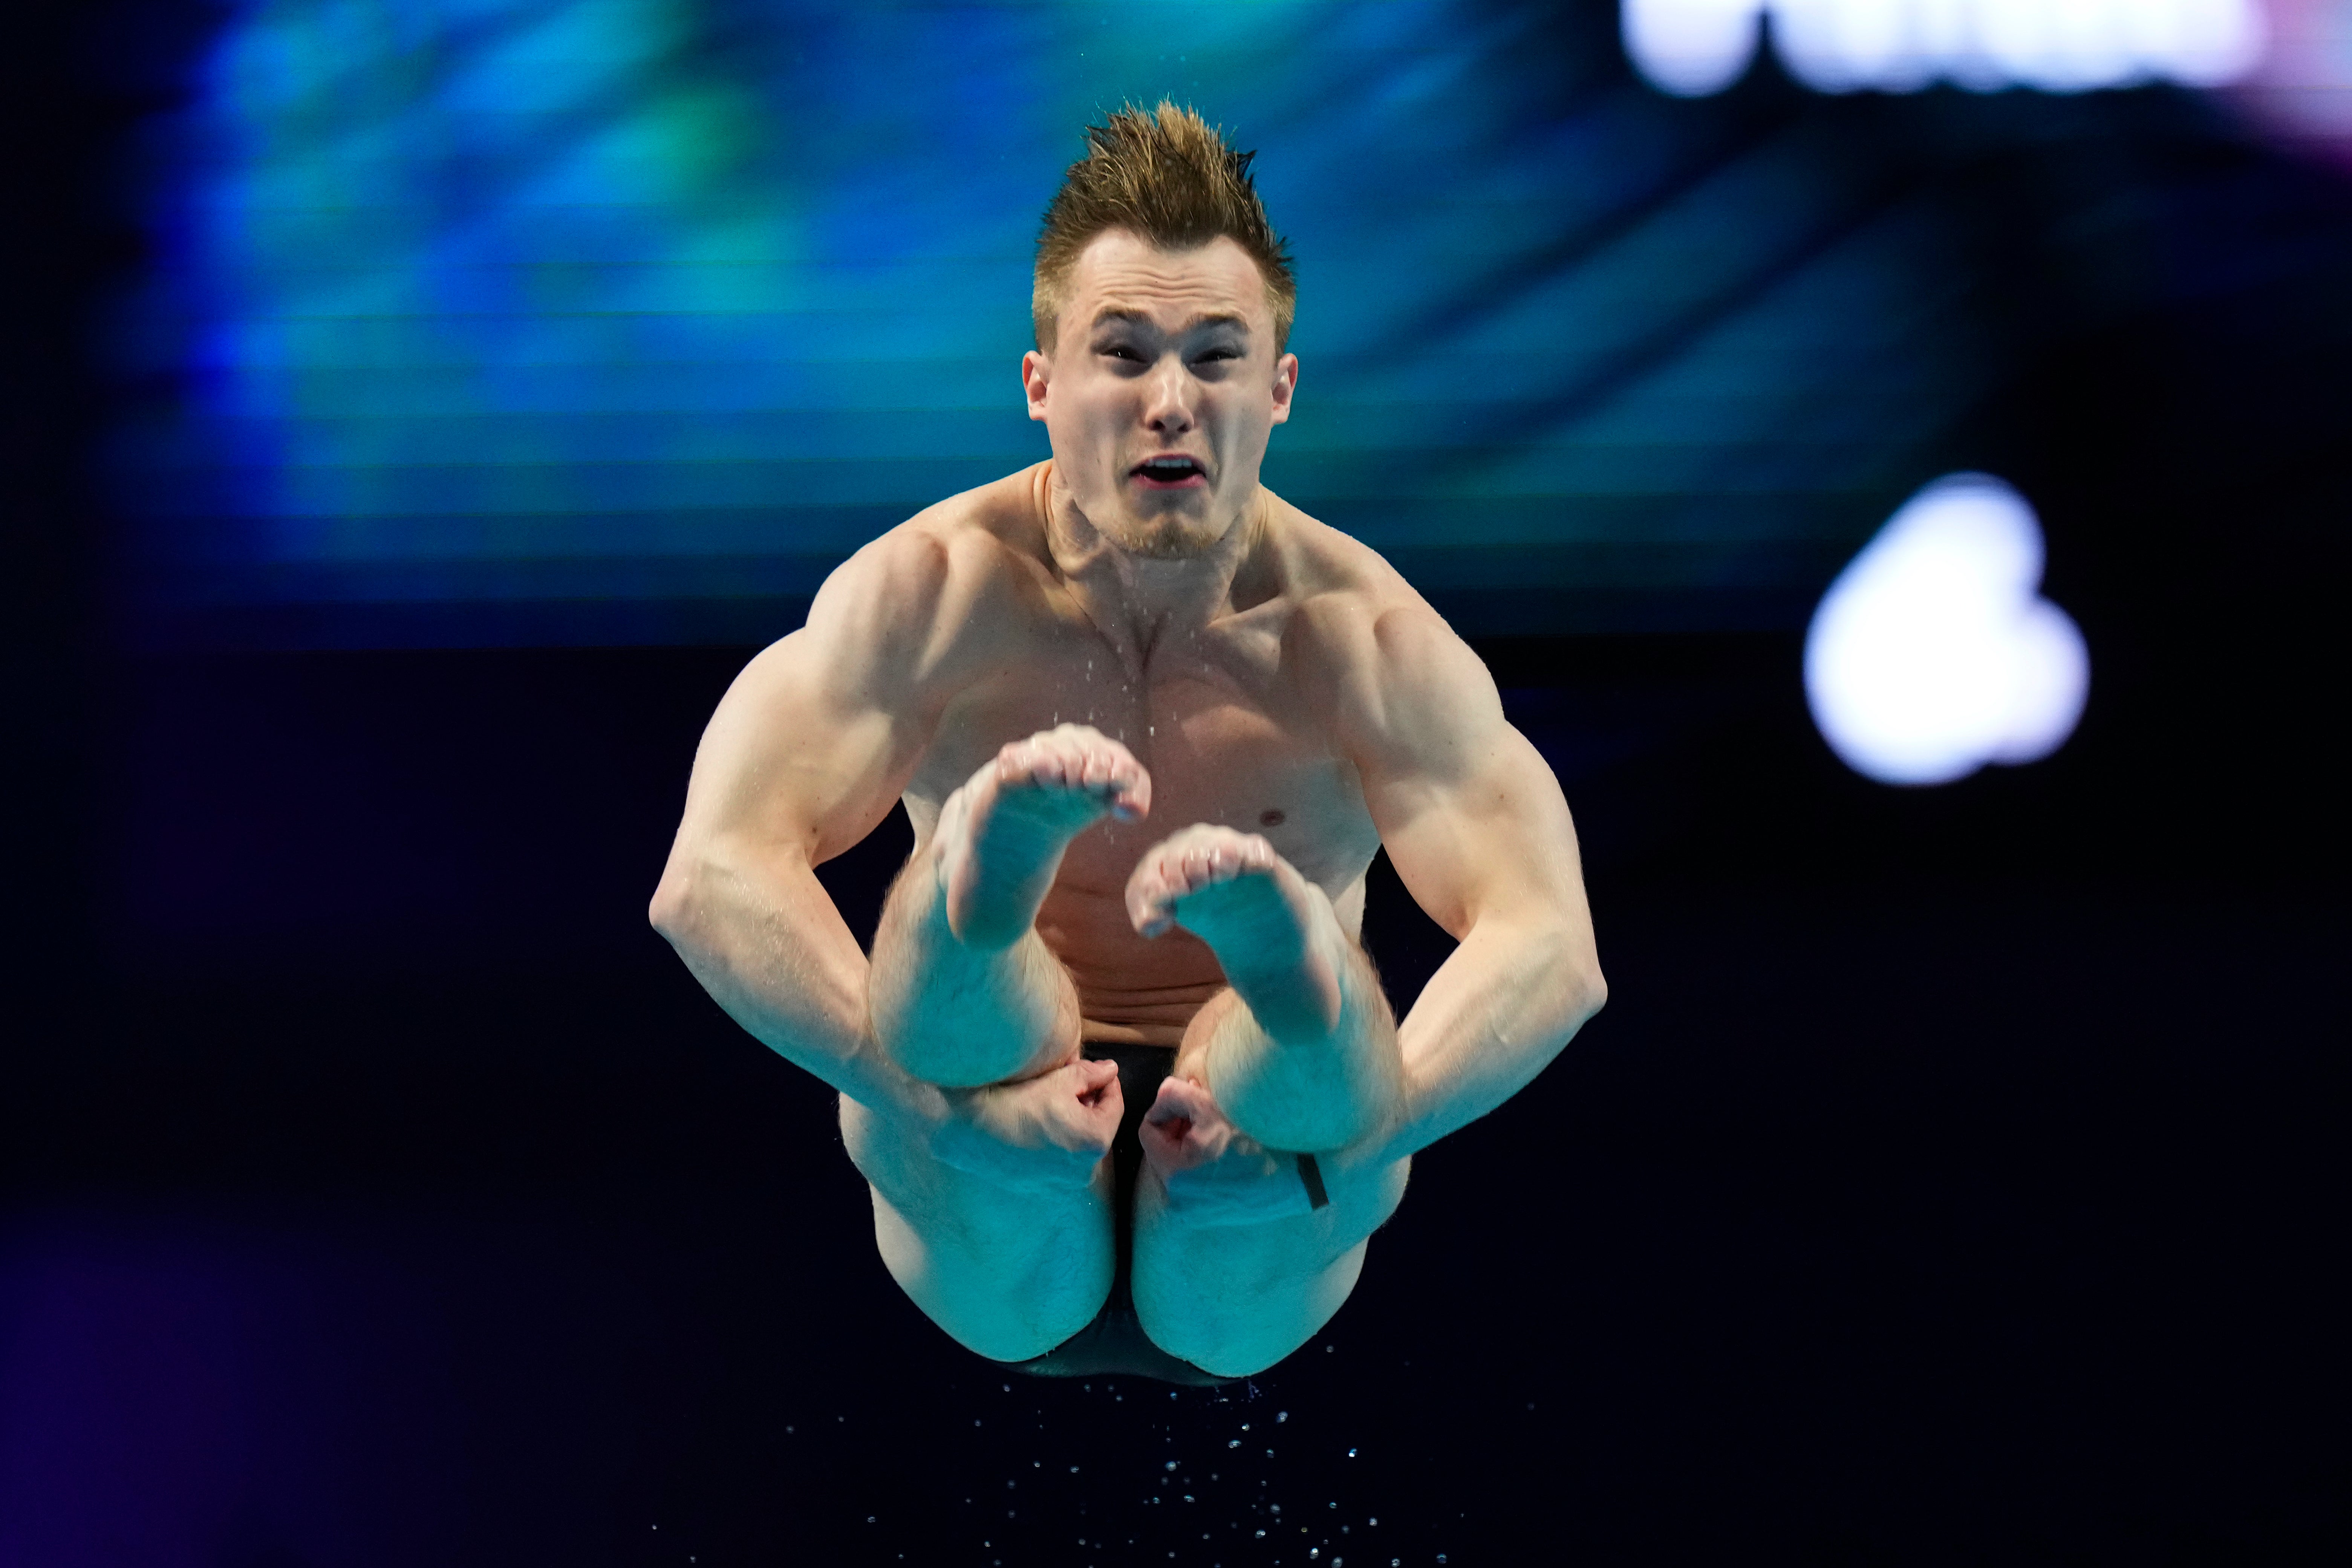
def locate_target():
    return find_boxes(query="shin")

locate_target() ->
[868,849,1080,1088]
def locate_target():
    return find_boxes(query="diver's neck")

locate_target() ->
[1041,471,1265,672]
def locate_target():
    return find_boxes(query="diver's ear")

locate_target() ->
[1268,351,1298,425]
[1022,347,1052,422]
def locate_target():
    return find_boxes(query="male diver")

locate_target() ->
[652,103,1605,1381]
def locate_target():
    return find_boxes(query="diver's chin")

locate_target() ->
[1119,522,1220,561]
[1102,500,1225,560]
[1052,474,1236,561]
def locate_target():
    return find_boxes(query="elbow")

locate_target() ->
[1577,962,1608,1022]
[647,858,701,949]
[1545,932,1605,1024]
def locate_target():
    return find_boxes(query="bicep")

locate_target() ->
[1344,610,1587,939]
[675,538,946,864]
[1371,728,1585,940]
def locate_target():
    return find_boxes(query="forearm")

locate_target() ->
[651,837,928,1114]
[1371,915,1605,1163]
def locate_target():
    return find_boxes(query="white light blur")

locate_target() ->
[2228,2,2352,163]
[1804,474,2089,786]
[1623,0,2269,96]
[1622,0,1767,95]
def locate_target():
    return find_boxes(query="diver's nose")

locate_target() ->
[1141,359,1197,436]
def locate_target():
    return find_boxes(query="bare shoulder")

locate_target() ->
[1262,494,1505,766]
[792,462,1056,699]
[679,466,1055,856]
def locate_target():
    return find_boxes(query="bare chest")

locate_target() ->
[909,632,1376,899]
[907,629,1376,1038]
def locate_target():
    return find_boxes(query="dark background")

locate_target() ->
[6,2,2348,1565]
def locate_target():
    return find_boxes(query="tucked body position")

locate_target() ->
[651,104,1605,1382]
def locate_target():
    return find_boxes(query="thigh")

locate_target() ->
[1130,1148,1411,1378]
[839,1094,1116,1363]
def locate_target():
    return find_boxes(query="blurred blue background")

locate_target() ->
[113,0,2023,646]
[8,3,2349,1566]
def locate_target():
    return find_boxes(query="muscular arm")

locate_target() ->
[1339,608,1607,1166]
[648,533,947,1115]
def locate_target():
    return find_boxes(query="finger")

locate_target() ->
[1146,1074,1210,1122]
[1138,1111,1207,1176]
[1137,1111,1193,1156]
[1071,1060,1122,1111]
[1069,1101,1119,1150]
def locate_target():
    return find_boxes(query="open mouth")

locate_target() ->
[1131,454,1207,489]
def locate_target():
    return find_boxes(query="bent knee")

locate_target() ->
[936,1303,1100,1366]
[866,1183,1112,1363]
[1134,1239,1370,1378]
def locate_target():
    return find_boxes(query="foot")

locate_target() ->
[1124,825,1342,1042]
[939,725,1151,948]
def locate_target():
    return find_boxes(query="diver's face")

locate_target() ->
[1024,230,1296,559]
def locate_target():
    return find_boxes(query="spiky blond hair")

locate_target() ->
[1032,101,1296,353]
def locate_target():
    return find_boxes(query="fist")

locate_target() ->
[1137,1074,1316,1228]
[930,1055,1123,1195]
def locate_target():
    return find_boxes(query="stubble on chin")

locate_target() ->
[1115,513,1221,560]
[1052,471,1240,561]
